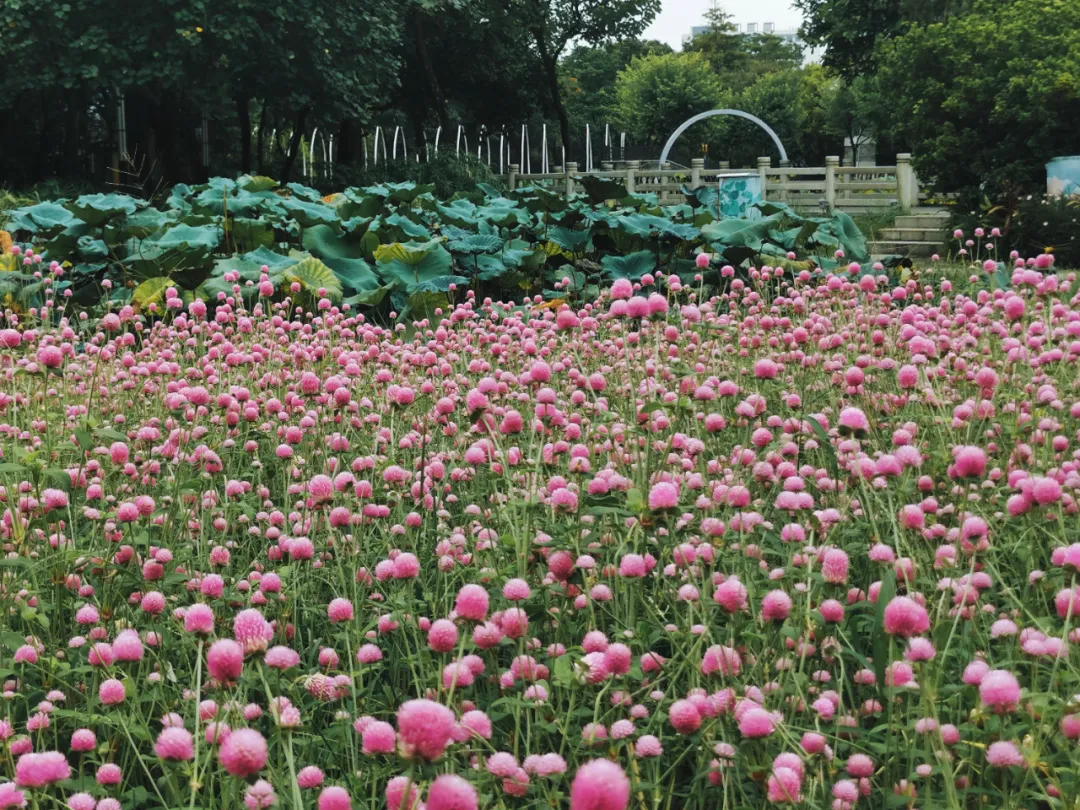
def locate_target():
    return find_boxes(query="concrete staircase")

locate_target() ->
[868,208,950,260]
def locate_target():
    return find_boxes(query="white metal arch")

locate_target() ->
[659,109,788,166]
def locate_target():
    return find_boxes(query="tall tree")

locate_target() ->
[872,0,1080,195]
[498,0,661,157]
[561,39,672,133]
[685,7,803,91]
[793,0,974,78]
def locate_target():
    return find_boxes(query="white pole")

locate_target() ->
[620,132,626,162]
[524,127,531,173]
[392,126,402,161]
[310,127,319,179]
[363,135,369,169]
[328,135,334,180]
[456,124,463,155]
[541,124,548,173]
[373,126,381,167]
[520,124,525,174]
[585,124,591,172]
[301,137,306,178]
[499,133,505,173]
[434,125,442,155]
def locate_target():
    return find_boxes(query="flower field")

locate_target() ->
[1,233,1079,810]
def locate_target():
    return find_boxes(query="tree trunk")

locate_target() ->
[412,10,449,132]
[408,104,429,162]
[236,95,252,174]
[255,105,267,174]
[533,31,570,158]
[338,119,357,165]
[280,108,309,183]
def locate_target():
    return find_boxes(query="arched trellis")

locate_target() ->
[658,109,788,166]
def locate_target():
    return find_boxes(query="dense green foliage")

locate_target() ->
[872,0,1080,196]
[2,177,869,319]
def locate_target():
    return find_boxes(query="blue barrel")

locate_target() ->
[1047,156,1080,197]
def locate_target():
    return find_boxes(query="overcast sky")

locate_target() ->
[643,0,804,50]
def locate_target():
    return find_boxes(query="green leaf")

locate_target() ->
[414,275,470,293]
[378,243,454,293]
[284,256,343,302]
[577,174,629,204]
[67,193,139,226]
[872,575,896,689]
[600,250,656,280]
[131,277,176,311]
[151,223,222,253]
[6,202,76,235]
[445,232,504,255]
[302,225,381,292]
[76,236,109,262]
[343,285,394,308]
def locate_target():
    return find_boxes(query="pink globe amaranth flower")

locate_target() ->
[738,708,774,738]
[668,699,702,734]
[701,645,740,677]
[15,752,71,787]
[845,754,874,778]
[820,599,844,622]
[208,639,244,683]
[882,596,930,637]
[821,549,849,584]
[40,488,68,512]
[761,589,792,622]
[635,735,663,757]
[428,619,459,653]
[356,644,383,664]
[1032,477,1063,505]
[695,252,711,268]
[219,728,267,777]
[233,608,273,653]
[184,603,215,634]
[767,767,802,804]
[99,678,126,705]
[618,554,646,578]
[458,710,492,740]
[714,578,748,612]
[0,782,26,808]
[980,670,1021,713]
[36,344,63,369]
[244,780,276,810]
[648,481,678,511]
[327,598,354,623]
[298,766,325,789]
[570,759,630,810]
[837,407,869,435]
[95,764,122,785]
[397,699,455,761]
[318,785,352,810]
[951,446,987,479]
[426,774,478,810]
[67,793,96,810]
[112,628,143,661]
[455,584,489,621]
[70,729,96,752]
[386,776,422,810]
[154,728,194,761]
[361,721,396,755]
[986,741,1024,768]
[265,645,300,669]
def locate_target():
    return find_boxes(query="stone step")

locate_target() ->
[879,227,947,242]
[894,215,950,230]
[867,240,942,258]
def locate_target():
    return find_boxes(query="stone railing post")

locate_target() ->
[625,160,640,194]
[825,156,839,211]
[601,161,614,172]
[565,162,578,196]
[690,158,704,188]
[778,158,791,202]
[896,153,916,209]
[508,163,519,192]
[757,157,771,200]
